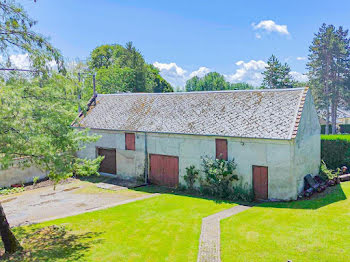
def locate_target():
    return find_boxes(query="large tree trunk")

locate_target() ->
[325,102,330,135]
[331,99,337,134]
[0,203,22,254]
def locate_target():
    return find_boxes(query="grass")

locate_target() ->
[7,186,236,262]
[321,134,350,141]
[221,182,350,262]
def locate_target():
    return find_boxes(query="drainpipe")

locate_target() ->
[144,132,148,184]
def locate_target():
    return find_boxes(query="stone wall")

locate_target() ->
[0,159,47,187]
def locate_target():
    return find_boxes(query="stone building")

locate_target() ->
[74,87,320,200]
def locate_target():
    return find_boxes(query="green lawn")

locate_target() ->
[9,187,235,262]
[221,182,350,262]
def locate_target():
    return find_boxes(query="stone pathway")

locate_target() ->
[197,205,252,262]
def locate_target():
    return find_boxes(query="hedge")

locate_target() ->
[321,135,350,169]
[340,124,350,134]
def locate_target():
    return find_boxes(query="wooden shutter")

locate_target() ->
[215,139,228,160]
[125,133,135,151]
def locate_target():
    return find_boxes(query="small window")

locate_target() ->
[125,133,135,151]
[216,139,227,160]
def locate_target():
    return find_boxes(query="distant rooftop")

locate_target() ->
[74,88,308,140]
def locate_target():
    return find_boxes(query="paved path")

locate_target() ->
[197,205,252,262]
[1,181,158,227]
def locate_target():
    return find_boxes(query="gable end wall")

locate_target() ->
[293,90,321,195]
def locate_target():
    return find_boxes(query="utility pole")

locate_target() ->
[93,73,96,96]
[78,72,81,113]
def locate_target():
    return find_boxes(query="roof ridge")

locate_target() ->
[97,87,306,96]
[291,87,309,139]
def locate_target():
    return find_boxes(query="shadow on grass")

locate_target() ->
[0,225,103,261]
[258,184,347,210]
[134,184,347,210]
[133,185,252,206]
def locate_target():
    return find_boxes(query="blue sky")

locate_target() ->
[22,0,350,87]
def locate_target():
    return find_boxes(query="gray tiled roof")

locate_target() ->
[75,88,307,140]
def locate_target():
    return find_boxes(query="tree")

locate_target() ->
[185,72,254,92]
[0,1,101,254]
[307,24,350,134]
[0,0,64,73]
[88,43,173,94]
[262,55,293,89]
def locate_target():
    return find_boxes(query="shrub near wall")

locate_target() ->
[321,135,350,169]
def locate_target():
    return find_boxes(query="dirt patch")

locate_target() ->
[40,192,56,197]
[1,197,16,203]
[31,199,59,206]
[62,186,80,192]
[24,178,76,191]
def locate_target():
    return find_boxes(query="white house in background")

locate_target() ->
[319,107,350,125]
[73,87,320,201]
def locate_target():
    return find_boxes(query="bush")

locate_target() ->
[231,183,254,202]
[321,135,350,169]
[184,165,199,190]
[200,156,238,199]
[319,160,337,180]
[340,124,350,134]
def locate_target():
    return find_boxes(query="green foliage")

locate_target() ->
[32,176,39,186]
[231,183,254,202]
[184,165,199,190]
[0,73,103,185]
[200,156,238,198]
[0,186,25,195]
[73,156,104,177]
[307,24,350,134]
[262,54,293,89]
[321,135,350,169]
[185,72,254,92]
[321,134,350,141]
[87,43,173,95]
[319,160,337,180]
[0,0,64,73]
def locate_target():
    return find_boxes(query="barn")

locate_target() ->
[74,87,321,201]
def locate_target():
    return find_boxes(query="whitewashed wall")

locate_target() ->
[77,128,303,200]
[0,159,47,187]
[294,90,321,195]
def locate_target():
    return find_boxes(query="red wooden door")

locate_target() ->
[125,133,135,151]
[253,166,268,200]
[149,154,179,187]
[97,148,116,174]
[216,139,228,160]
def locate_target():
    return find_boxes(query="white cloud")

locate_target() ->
[154,60,307,88]
[153,62,211,89]
[225,60,267,86]
[9,53,31,69]
[252,20,290,37]
[296,56,306,61]
[189,66,210,78]
[290,71,308,82]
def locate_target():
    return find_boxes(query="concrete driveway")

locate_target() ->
[1,178,153,227]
